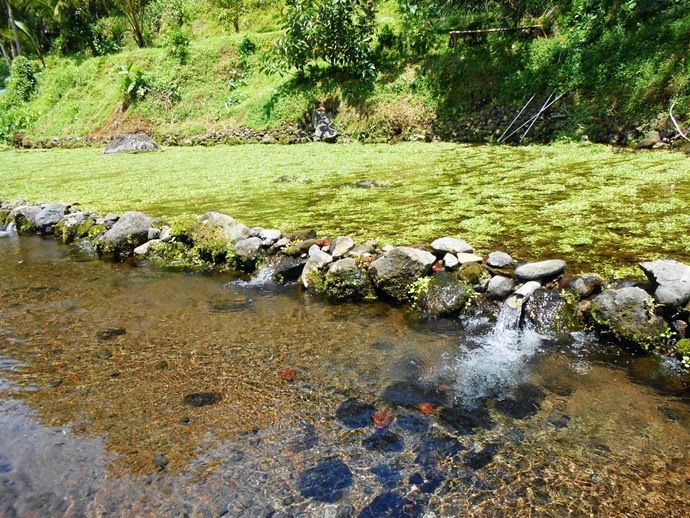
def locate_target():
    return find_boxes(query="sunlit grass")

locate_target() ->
[2,141,690,276]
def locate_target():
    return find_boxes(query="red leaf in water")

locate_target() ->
[372,410,394,429]
[418,403,434,415]
[68,373,80,383]
[279,368,296,382]
[432,262,444,274]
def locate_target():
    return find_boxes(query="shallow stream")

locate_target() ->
[0,235,689,517]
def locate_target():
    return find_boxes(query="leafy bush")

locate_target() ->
[238,35,257,57]
[91,16,127,55]
[0,106,34,144]
[271,0,377,79]
[115,63,150,103]
[166,28,191,63]
[4,57,37,106]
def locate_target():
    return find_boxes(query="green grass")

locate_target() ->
[3,142,690,277]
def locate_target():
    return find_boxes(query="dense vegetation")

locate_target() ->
[1,0,689,144]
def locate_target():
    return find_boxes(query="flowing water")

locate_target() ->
[0,236,689,517]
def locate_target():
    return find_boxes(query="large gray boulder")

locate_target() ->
[312,109,338,143]
[100,211,154,255]
[369,246,436,301]
[324,258,371,302]
[8,205,41,233]
[522,288,579,335]
[418,272,469,317]
[35,203,70,234]
[431,237,473,255]
[639,259,690,307]
[587,287,670,352]
[234,237,263,270]
[515,259,566,281]
[103,134,160,154]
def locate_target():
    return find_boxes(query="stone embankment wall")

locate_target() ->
[2,198,689,366]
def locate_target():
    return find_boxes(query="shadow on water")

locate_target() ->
[0,237,689,516]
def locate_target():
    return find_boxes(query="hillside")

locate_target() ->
[2,0,690,145]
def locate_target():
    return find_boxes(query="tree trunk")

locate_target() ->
[0,41,10,69]
[5,0,22,56]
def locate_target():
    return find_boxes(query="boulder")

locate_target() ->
[35,203,70,234]
[558,273,603,299]
[259,228,282,247]
[488,275,514,300]
[487,251,514,268]
[369,247,436,301]
[636,131,661,150]
[312,109,338,143]
[302,249,334,289]
[103,134,160,154]
[331,236,355,258]
[418,272,470,317]
[54,212,88,242]
[522,288,579,335]
[234,237,263,269]
[443,253,459,270]
[228,223,251,243]
[348,241,376,258]
[324,258,371,302]
[100,211,154,256]
[639,259,690,307]
[431,237,473,255]
[9,205,41,233]
[587,287,670,352]
[273,256,307,283]
[515,259,566,282]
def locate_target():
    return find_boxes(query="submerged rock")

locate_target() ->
[439,402,494,435]
[588,287,670,352]
[96,327,126,341]
[369,247,436,302]
[336,399,376,428]
[495,384,546,419]
[463,443,501,470]
[639,259,690,307]
[359,492,419,518]
[183,392,222,407]
[298,458,353,503]
[515,259,566,281]
[362,430,404,453]
[103,134,160,154]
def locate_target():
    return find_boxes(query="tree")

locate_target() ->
[274,0,377,78]
[214,0,246,33]
[117,0,149,47]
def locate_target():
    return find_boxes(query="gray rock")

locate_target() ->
[55,212,87,241]
[159,226,172,242]
[515,259,566,281]
[636,131,661,149]
[523,288,579,335]
[301,249,334,289]
[488,275,514,299]
[506,281,541,309]
[199,211,235,228]
[456,253,483,265]
[35,203,70,234]
[418,272,469,317]
[148,227,161,240]
[487,251,514,268]
[325,258,371,301]
[259,229,282,246]
[331,236,355,258]
[588,287,670,351]
[369,246,436,301]
[103,134,160,154]
[261,133,276,145]
[431,237,473,255]
[348,241,376,258]
[312,108,338,143]
[639,259,690,307]
[234,237,263,268]
[249,226,264,238]
[134,239,160,257]
[381,244,395,253]
[273,256,306,283]
[228,223,251,243]
[443,253,459,270]
[270,237,289,253]
[8,205,41,233]
[559,273,603,299]
[101,211,154,255]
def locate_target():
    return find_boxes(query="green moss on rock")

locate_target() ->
[457,262,489,285]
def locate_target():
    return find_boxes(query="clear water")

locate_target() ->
[0,236,689,517]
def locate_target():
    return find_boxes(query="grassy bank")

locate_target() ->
[3,142,690,277]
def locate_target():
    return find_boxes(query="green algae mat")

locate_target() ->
[2,142,689,276]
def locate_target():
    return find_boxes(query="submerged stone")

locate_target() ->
[494,384,546,419]
[298,458,353,503]
[183,392,222,407]
[371,464,402,489]
[463,443,501,470]
[395,413,430,433]
[415,434,465,466]
[362,430,404,453]
[335,398,376,428]
[439,402,494,435]
[408,470,444,493]
[381,381,447,408]
[96,327,126,341]
[359,492,419,518]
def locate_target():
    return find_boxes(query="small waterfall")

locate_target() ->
[452,296,544,404]
[0,221,16,237]
[227,265,276,290]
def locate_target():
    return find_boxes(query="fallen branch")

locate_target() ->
[669,102,690,143]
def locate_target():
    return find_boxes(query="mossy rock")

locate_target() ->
[522,288,581,335]
[457,262,489,285]
[676,339,690,368]
[324,258,374,302]
[418,272,470,317]
[0,209,10,225]
[147,241,205,270]
[87,223,106,238]
[588,287,671,353]
[169,215,232,265]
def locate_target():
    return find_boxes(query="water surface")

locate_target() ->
[0,235,689,516]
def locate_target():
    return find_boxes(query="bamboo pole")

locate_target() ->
[498,94,535,143]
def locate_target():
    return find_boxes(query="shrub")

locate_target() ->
[166,28,191,63]
[5,56,37,106]
[238,35,257,57]
[114,63,150,103]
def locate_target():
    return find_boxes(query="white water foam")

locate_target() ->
[226,265,276,290]
[451,303,545,404]
[0,221,16,238]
